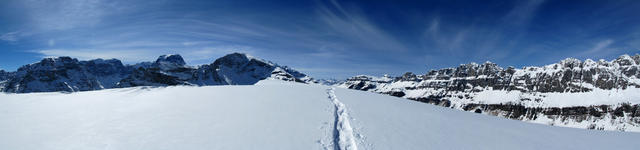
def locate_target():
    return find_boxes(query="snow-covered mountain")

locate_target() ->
[0,53,313,93]
[339,54,640,132]
[118,53,313,87]
[0,80,638,150]
[1,57,128,93]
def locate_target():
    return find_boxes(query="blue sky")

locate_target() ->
[1,0,639,79]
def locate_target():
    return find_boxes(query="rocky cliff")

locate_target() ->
[339,54,640,132]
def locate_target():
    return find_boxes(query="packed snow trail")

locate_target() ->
[327,88,358,150]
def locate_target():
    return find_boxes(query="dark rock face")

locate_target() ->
[118,53,314,87]
[456,103,640,131]
[155,54,186,66]
[199,53,312,85]
[80,59,131,88]
[389,91,406,97]
[343,75,390,91]
[116,67,191,87]
[1,53,314,93]
[340,54,640,131]
[0,70,13,81]
[117,55,195,87]
[1,57,126,93]
[0,70,14,91]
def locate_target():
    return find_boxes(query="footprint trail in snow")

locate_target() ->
[326,88,359,150]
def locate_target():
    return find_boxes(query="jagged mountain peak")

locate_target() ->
[632,54,640,64]
[32,56,78,66]
[213,52,271,68]
[202,52,313,85]
[0,70,12,80]
[215,53,251,66]
[89,58,124,64]
[559,57,581,64]
[614,54,636,66]
[155,54,186,66]
[42,56,76,62]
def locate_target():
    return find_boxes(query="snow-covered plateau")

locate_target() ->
[0,80,638,150]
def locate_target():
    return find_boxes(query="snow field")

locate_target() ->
[0,80,639,149]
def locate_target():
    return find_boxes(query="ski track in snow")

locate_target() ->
[326,88,359,150]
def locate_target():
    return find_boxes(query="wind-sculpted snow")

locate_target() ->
[0,53,314,93]
[0,80,638,149]
[339,54,640,132]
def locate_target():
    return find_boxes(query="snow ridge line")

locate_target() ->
[326,88,358,150]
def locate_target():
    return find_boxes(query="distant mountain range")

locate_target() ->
[338,54,640,132]
[2,52,640,132]
[0,53,313,93]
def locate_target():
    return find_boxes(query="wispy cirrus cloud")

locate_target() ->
[316,0,408,53]
[3,0,640,79]
[20,0,121,31]
[0,31,22,42]
[586,39,614,54]
[421,0,547,62]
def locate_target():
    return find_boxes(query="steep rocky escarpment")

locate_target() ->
[339,54,640,132]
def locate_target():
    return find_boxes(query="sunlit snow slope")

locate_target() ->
[0,80,638,150]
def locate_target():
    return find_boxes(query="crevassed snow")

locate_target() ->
[0,81,639,150]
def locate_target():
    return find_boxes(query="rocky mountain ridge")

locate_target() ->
[0,53,314,93]
[338,54,640,132]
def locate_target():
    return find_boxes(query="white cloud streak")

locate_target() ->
[0,31,22,42]
[502,0,546,27]
[22,0,114,30]
[316,0,408,53]
[585,39,614,54]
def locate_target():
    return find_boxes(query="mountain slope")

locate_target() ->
[0,80,637,150]
[339,54,640,132]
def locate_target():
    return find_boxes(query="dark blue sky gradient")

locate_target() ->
[1,0,639,78]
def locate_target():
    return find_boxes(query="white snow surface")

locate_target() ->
[0,80,639,150]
